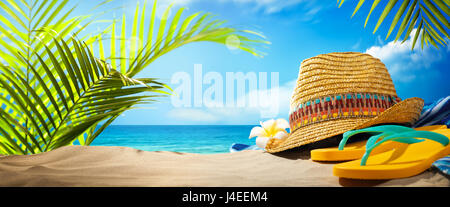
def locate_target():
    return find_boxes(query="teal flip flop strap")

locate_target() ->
[360,130,449,166]
[338,125,415,151]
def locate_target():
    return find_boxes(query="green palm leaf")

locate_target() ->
[0,0,110,148]
[338,0,450,50]
[0,37,168,154]
[98,0,269,78]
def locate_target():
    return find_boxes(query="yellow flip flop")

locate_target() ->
[333,128,450,180]
[311,125,447,161]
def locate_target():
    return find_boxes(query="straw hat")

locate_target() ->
[265,52,424,153]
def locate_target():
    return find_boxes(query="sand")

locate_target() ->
[0,145,448,187]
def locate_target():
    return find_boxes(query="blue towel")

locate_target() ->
[414,96,450,128]
[229,143,262,153]
[432,155,450,176]
[412,96,450,176]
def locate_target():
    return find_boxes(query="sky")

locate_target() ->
[73,0,450,125]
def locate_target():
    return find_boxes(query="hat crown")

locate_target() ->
[290,52,397,110]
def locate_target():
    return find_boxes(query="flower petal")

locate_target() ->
[261,119,275,130]
[273,131,288,139]
[275,118,290,130]
[261,119,276,135]
[255,136,270,149]
[249,126,265,138]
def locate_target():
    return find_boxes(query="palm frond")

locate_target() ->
[97,0,270,78]
[338,0,450,50]
[0,0,111,145]
[0,37,168,154]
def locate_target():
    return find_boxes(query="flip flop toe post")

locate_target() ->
[311,125,421,161]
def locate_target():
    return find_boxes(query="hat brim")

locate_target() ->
[265,97,424,153]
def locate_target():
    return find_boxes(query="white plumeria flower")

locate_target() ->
[249,118,290,149]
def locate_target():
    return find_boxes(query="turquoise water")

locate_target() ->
[90,125,256,154]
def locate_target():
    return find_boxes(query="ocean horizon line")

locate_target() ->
[92,125,257,154]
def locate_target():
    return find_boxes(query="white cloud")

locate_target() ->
[167,108,219,122]
[157,0,193,5]
[305,6,321,16]
[365,29,447,83]
[154,0,327,23]
[164,0,310,14]
[351,39,361,50]
[218,0,303,13]
[376,35,384,45]
[254,0,307,14]
[166,79,296,124]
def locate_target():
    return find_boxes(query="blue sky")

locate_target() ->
[75,0,449,125]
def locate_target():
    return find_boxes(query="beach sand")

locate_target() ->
[0,145,448,187]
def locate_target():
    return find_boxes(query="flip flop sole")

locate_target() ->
[311,125,448,162]
[333,129,450,180]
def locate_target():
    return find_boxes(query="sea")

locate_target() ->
[90,125,257,154]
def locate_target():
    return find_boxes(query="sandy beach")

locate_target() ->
[0,145,448,187]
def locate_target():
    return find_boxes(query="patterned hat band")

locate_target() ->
[289,93,401,132]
